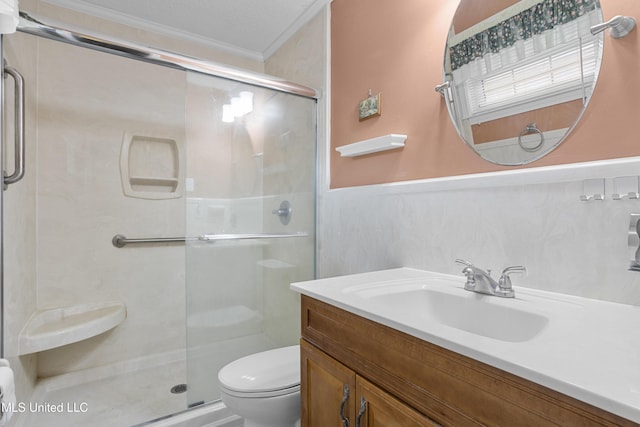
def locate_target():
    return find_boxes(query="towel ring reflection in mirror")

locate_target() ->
[518,123,544,152]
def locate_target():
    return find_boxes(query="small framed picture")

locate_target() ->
[358,92,381,121]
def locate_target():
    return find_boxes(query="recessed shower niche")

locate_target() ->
[120,131,184,199]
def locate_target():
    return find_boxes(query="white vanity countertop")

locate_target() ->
[291,268,640,423]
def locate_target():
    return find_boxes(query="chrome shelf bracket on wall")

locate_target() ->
[3,60,25,190]
[590,15,636,39]
[435,80,457,115]
[435,81,452,101]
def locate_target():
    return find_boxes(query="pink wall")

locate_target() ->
[330,0,640,188]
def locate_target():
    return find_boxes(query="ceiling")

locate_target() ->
[41,0,329,60]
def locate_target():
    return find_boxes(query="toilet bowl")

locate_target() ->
[218,345,300,427]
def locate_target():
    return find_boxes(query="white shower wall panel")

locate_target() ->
[34,35,187,377]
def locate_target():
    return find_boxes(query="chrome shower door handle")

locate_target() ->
[3,61,25,189]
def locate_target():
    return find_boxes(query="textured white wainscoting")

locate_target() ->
[318,158,640,306]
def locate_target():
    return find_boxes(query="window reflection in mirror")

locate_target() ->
[443,0,604,165]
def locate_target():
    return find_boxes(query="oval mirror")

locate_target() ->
[441,0,604,165]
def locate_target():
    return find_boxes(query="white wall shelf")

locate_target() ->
[336,134,407,157]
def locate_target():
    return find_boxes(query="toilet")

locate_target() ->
[218,345,301,427]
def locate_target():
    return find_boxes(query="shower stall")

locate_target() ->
[1,10,316,427]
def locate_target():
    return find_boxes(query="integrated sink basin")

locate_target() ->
[291,267,640,423]
[361,285,548,342]
[342,277,549,342]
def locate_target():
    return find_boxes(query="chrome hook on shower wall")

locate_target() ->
[3,60,25,190]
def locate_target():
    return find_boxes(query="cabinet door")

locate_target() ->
[301,339,357,427]
[356,376,441,427]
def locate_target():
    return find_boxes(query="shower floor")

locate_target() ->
[16,350,188,427]
[14,333,276,427]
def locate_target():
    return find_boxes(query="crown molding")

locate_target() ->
[40,0,265,62]
[263,0,330,59]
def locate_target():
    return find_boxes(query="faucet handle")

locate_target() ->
[455,259,473,268]
[455,259,476,287]
[498,266,527,294]
[501,265,527,277]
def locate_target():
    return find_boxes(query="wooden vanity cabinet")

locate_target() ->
[301,339,356,426]
[301,339,439,426]
[300,295,635,427]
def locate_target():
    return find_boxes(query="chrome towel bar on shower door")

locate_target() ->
[3,61,25,189]
[112,232,309,248]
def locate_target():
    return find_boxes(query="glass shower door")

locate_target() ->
[184,72,316,406]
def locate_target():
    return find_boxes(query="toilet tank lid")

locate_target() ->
[218,345,300,393]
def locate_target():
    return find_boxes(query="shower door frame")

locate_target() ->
[0,36,5,358]
[15,12,318,99]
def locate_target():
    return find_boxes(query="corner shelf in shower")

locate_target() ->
[18,301,127,355]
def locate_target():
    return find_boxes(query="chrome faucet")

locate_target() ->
[455,259,526,298]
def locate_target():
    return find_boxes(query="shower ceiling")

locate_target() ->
[42,0,329,60]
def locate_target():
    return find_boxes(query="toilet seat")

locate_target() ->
[218,345,300,399]
[220,383,300,399]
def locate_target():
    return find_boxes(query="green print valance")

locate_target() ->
[449,0,599,71]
